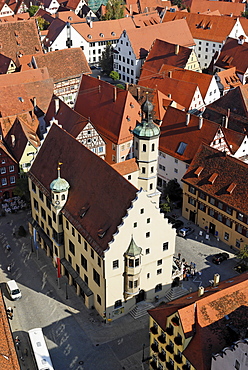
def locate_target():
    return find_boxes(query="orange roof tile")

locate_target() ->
[215,37,248,75]
[149,272,248,370]
[189,0,245,17]
[126,19,194,59]
[74,75,141,144]
[216,66,242,92]
[111,158,139,175]
[162,12,238,43]
[131,11,161,27]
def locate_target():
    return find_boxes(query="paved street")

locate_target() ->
[0,209,241,370]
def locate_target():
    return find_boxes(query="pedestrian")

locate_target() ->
[6,244,11,251]
[15,336,20,349]
[178,253,181,260]
[7,264,11,272]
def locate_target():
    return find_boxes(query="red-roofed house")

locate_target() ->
[113,19,195,83]
[182,144,248,250]
[74,74,141,164]
[148,272,248,370]
[157,106,248,188]
[0,139,18,200]
[216,66,242,95]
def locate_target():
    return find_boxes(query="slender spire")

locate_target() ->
[58,162,63,178]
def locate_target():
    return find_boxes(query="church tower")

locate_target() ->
[133,96,160,204]
[50,163,70,213]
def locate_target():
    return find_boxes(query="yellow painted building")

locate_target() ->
[182,143,248,251]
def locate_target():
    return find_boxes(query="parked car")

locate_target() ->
[6,280,22,300]
[212,252,229,264]
[177,227,193,238]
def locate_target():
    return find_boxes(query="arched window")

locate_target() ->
[61,194,65,200]
[152,143,155,151]
[143,144,146,152]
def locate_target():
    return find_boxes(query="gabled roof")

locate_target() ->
[5,117,40,162]
[0,68,54,117]
[53,10,86,23]
[203,84,248,133]
[0,53,13,74]
[131,11,161,27]
[189,0,245,17]
[162,12,239,43]
[216,66,242,92]
[66,0,82,10]
[149,272,248,370]
[159,106,244,161]
[0,139,17,163]
[29,124,138,256]
[215,37,248,74]
[72,16,136,43]
[74,75,141,144]
[0,19,42,65]
[33,48,91,82]
[139,0,171,13]
[138,74,200,110]
[183,143,248,214]
[125,19,194,59]
[0,12,30,22]
[142,64,213,99]
[111,157,139,176]
[43,17,66,48]
[140,39,193,78]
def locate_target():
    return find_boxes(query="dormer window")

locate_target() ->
[100,33,104,37]
[111,32,116,36]
[87,34,92,39]
[208,172,218,184]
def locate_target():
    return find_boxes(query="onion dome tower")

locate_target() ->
[50,162,70,212]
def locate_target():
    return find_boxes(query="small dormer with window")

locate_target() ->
[50,163,70,213]
[123,237,142,300]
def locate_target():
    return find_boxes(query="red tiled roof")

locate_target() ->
[33,48,91,82]
[183,143,248,214]
[162,12,238,43]
[126,19,194,59]
[189,0,245,17]
[216,66,242,92]
[149,272,248,370]
[29,124,138,256]
[140,39,192,79]
[0,19,42,65]
[74,75,141,144]
[0,291,20,370]
[139,0,171,12]
[42,17,66,48]
[215,37,248,75]
[159,106,244,161]
[131,11,161,27]
[111,157,139,175]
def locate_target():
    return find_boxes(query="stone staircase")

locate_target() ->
[164,286,189,302]
[129,301,155,319]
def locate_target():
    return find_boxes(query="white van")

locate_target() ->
[6,280,22,300]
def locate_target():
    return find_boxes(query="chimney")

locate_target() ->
[89,20,93,28]
[186,112,190,125]
[97,75,101,80]
[213,273,220,287]
[55,98,59,115]
[199,115,203,129]
[11,134,15,147]
[33,96,37,108]
[113,86,117,102]
[175,44,180,55]
[137,86,141,100]
[168,93,172,99]
[55,12,59,18]
[125,83,129,90]
[168,70,172,78]
[198,286,204,297]
[224,108,230,128]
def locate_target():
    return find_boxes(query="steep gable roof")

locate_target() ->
[215,37,248,74]
[29,124,138,256]
[162,12,238,43]
[33,48,91,82]
[0,19,42,65]
[111,157,139,175]
[126,19,194,59]
[149,272,248,370]
[183,143,248,214]
[216,66,242,92]
[0,53,14,74]
[43,17,66,48]
[159,106,244,161]
[140,39,192,78]
[74,75,141,144]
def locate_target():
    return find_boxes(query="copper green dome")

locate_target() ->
[126,237,142,256]
[50,164,70,192]
[133,119,160,138]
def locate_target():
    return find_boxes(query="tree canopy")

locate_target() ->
[103,0,124,20]
[109,70,120,81]
[99,43,113,75]
[28,5,39,17]
[37,16,50,30]
[162,179,182,202]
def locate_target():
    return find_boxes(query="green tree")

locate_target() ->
[116,83,125,89]
[163,179,182,202]
[109,70,120,81]
[13,177,30,204]
[241,10,248,18]
[28,5,39,16]
[160,195,171,214]
[99,43,113,75]
[237,247,248,260]
[103,0,124,20]
[37,16,50,31]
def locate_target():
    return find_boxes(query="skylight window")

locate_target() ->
[176,142,187,155]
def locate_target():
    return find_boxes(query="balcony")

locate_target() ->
[165,326,174,336]
[174,354,183,364]
[166,344,174,354]
[174,335,182,346]
[150,326,158,335]
[171,317,180,326]
[150,360,158,369]
[151,343,159,353]
[158,352,166,362]
[166,362,174,370]
[158,334,166,344]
